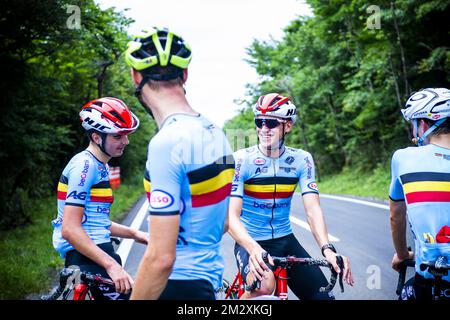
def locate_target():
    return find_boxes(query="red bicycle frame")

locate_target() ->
[73,283,90,300]
[226,267,291,300]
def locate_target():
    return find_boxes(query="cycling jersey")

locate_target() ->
[389,144,450,282]
[143,113,234,291]
[52,150,113,257]
[231,145,319,241]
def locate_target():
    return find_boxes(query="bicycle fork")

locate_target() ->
[274,268,289,300]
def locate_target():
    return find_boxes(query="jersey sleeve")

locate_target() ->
[147,134,184,215]
[299,152,319,195]
[389,150,405,201]
[230,150,247,198]
[64,156,96,207]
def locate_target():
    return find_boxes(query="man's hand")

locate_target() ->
[324,250,354,286]
[391,251,414,272]
[248,247,274,281]
[105,262,134,294]
[133,230,149,245]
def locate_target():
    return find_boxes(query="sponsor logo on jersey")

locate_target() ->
[285,156,295,165]
[150,190,175,209]
[78,160,90,186]
[254,157,266,166]
[307,182,318,192]
[96,206,110,215]
[280,166,295,173]
[67,190,87,200]
[434,153,450,161]
[305,156,313,179]
[255,166,268,175]
[233,159,243,183]
[253,201,289,209]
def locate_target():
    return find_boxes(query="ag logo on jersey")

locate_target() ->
[307,182,318,192]
[150,190,174,209]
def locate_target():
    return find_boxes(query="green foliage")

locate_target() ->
[0,0,157,230]
[226,0,450,177]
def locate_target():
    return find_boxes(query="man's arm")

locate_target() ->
[110,221,148,245]
[390,200,413,271]
[227,197,272,280]
[130,215,179,300]
[61,205,134,293]
[302,193,354,286]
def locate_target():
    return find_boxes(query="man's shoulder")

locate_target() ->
[234,145,258,160]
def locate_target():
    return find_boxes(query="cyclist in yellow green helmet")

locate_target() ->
[124,27,234,300]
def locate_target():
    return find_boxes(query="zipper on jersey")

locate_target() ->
[271,159,276,239]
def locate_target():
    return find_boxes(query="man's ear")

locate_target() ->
[130,68,143,86]
[284,120,294,134]
[182,69,188,83]
[91,131,102,144]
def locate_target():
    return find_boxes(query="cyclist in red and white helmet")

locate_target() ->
[52,97,147,300]
[228,93,354,300]
[80,97,140,157]
[390,88,450,300]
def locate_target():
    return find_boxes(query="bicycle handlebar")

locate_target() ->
[245,253,345,294]
[40,268,115,300]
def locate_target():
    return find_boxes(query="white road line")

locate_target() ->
[116,201,149,265]
[289,216,340,242]
[318,194,389,210]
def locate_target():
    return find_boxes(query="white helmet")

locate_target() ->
[253,93,297,124]
[402,88,450,146]
[402,88,450,121]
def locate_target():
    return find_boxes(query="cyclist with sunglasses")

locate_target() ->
[390,88,450,300]
[52,97,148,299]
[228,93,354,299]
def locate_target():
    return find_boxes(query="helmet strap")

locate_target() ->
[89,130,111,157]
[415,118,446,146]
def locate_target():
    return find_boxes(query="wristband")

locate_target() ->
[321,243,337,257]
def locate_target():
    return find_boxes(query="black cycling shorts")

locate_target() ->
[234,233,335,300]
[65,241,131,300]
[159,279,216,300]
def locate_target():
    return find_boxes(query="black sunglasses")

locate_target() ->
[255,118,284,129]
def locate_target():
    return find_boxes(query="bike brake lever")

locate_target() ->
[336,255,345,293]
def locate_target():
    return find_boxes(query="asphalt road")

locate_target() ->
[120,194,415,300]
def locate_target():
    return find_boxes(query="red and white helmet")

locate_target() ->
[253,93,297,124]
[80,97,140,134]
[402,88,450,122]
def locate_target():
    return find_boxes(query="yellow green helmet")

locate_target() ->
[125,27,192,79]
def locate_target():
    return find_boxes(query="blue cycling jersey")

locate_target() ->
[144,114,234,290]
[389,144,450,281]
[52,150,113,258]
[231,145,319,241]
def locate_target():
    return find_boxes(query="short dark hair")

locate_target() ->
[423,118,450,136]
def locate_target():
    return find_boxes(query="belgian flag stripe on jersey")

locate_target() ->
[244,183,297,193]
[57,181,68,200]
[244,190,295,199]
[144,169,151,201]
[243,176,298,199]
[187,155,235,184]
[90,180,113,203]
[245,177,299,186]
[401,172,450,204]
[188,155,234,207]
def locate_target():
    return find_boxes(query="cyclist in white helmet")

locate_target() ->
[390,88,450,300]
[52,97,148,299]
[228,93,354,300]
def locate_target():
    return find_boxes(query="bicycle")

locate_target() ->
[41,267,118,300]
[396,256,450,300]
[220,252,344,300]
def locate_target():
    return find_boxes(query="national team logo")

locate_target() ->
[254,157,266,166]
[307,182,318,192]
[150,190,174,209]
[285,156,295,165]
